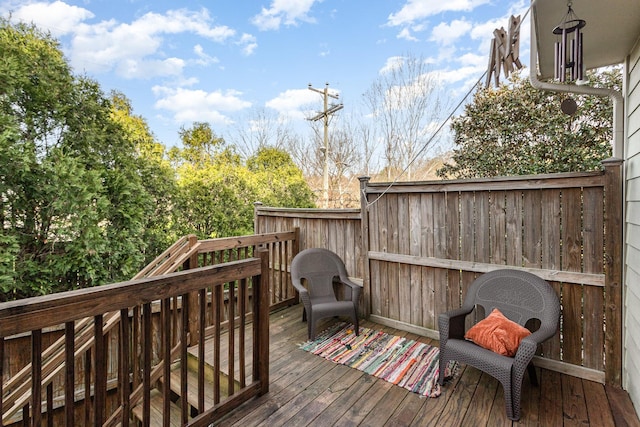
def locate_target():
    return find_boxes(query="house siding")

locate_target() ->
[625,35,640,414]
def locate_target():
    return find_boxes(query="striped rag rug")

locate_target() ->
[299,322,457,398]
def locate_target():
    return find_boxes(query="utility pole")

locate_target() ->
[308,83,343,208]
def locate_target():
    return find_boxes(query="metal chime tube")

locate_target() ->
[576,29,584,81]
[554,42,561,79]
[560,28,567,82]
[570,37,576,81]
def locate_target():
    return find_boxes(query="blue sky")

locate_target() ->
[1,0,531,149]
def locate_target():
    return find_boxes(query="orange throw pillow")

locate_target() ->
[464,308,531,357]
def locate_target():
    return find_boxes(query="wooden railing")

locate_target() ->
[0,230,300,426]
[0,254,270,426]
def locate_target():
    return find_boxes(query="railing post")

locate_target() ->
[255,249,270,395]
[186,235,200,346]
[254,202,263,234]
[359,176,371,318]
[603,157,623,387]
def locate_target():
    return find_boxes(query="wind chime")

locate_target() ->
[553,1,586,84]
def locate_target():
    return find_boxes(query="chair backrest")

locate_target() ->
[463,269,560,330]
[291,248,349,299]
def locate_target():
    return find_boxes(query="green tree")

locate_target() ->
[247,147,315,208]
[0,19,153,299]
[171,123,254,238]
[109,91,178,261]
[437,68,620,179]
[172,124,315,239]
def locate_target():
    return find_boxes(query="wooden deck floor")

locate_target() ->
[212,304,640,427]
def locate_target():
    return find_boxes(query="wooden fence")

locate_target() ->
[255,160,624,386]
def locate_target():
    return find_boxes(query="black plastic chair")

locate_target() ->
[438,269,560,420]
[291,248,361,340]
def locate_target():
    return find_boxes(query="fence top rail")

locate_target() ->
[196,230,298,252]
[0,258,262,337]
[255,207,361,219]
[362,170,606,194]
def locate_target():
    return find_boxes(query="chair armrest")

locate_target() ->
[513,325,557,371]
[438,307,473,341]
[337,278,362,303]
[292,279,310,306]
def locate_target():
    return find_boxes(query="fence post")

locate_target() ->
[359,176,371,318]
[255,249,270,395]
[603,158,623,387]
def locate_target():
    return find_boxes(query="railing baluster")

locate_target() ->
[162,297,171,427]
[239,278,247,388]
[132,305,140,391]
[279,241,284,302]
[142,303,151,427]
[198,288,206,413]
[31,330,42,427]
[228,281,235,396]
[119,309,130,427]
[94,314,105,425]
[22,403,29,427]
[64,322,74,427]
[46,383,53,427]
[214,286,222,404]
[84,348,91,425]
[180,293,189,425]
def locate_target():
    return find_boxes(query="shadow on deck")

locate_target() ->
[209,304,640,427]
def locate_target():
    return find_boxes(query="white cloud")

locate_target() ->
[238,33,258,56]
[153,86,252,124]
[431,19,472,46]
[68,9,235,77]
[5,3,238,79]
[117,57,185,79]
[387,0,491,27]
[379,56,406,74]
[397,28,418,42]
[193,45,219,66]
[265,88,320,120]
[251,0,320,31]
[4,1,93,36]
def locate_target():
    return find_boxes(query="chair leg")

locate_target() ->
[438,353,447,386]
[504,383,518,421]
[309,315,317,341]
[352,311,359,336]
[527,363,538,386]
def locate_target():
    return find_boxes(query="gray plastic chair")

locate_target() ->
[438,269,560,421]
[291,248,362,340]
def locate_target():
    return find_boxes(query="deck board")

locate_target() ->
[207,304,640,426]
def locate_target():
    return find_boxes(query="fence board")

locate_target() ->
[523,190,542,268]
[583,187,605,371]
[562,188,585,366]
[387,194,400,321]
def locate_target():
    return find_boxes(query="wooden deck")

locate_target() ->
[211,304,640,427]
